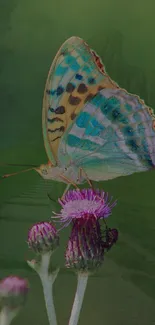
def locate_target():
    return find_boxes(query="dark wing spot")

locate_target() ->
[84,94,94,103]
[56,86,64,96]
[112,109,120,119]
[46,89,56,95]
[61,50,66,56]
[66,83,75,93]
[68,95,81,105]
[75,74,83,80]
[49,106,65,114]
[55,106,65,114]
[127,139,139,152]
[71,113,76,120]
[77,83,88,94]
[88,77,96,84]
[124,126,134,136]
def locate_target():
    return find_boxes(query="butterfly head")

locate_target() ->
[35,164,52,179]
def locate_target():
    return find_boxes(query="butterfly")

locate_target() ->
[2,36,155,194]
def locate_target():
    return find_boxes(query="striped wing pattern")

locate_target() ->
[58,87,155,180]
[42,36,118,165]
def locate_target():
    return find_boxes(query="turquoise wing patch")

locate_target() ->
[58,87,155,181]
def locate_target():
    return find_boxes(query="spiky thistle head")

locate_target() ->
[55,188,116,227]
[27,221,59,254]
[52,188,118,274]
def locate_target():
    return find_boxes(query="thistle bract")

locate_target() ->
[0,276,29,309]
[28,221,59,254]
[65,217,104,273]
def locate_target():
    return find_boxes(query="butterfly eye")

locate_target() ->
[42,169,48,175]
[64,167,67,171]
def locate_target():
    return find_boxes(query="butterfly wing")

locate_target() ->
[58,87,155,180]
[42,36,118,166]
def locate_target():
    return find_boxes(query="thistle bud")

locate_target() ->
[28,221,59,254]
[0,276,29,309]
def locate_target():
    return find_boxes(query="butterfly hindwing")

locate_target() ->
[58,87,155,180]
[42,36,118,166]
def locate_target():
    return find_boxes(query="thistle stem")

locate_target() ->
[39,273,57,325]
[0,307,18,325]
[68,273,88,325]
[27,253,59,325]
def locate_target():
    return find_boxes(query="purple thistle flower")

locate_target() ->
[65,217,105,273]
[103,228,119,251]
[28,221,59,254]
[0,276,29,309]
[55,188,116,227]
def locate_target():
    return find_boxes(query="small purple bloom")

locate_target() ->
[65,217,105,273]
[55,189,116,227]
[0,276,29,309]
[28,221,59,254]
[53,188,117,273]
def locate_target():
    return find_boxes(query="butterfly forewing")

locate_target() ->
[42,36,118,166]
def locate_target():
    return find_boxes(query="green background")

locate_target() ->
[0,0,155,324]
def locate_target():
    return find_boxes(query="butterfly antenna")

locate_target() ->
[0,163,38,167]
[1,168,35,180]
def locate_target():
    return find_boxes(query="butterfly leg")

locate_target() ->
[59,174,79,189]
[61,183,71,199]
[79,167,93,188]
[59,175,79,200]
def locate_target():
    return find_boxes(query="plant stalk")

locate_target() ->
[27,253,59,325]
[68,273,88,325]
[0,307,19,325]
